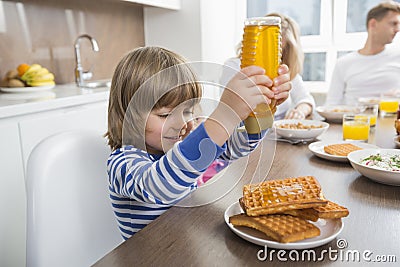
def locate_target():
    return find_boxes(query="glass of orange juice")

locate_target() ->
[356,104,378,127]
[343,114,370,141]
[380,92,399,117]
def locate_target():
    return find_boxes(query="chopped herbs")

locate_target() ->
[360,153,400,172]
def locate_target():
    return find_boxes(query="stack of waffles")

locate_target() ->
[229,176,349,243]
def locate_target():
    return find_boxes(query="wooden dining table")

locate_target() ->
[93,116,400,266]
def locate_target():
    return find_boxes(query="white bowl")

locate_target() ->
[316,105,359,123]
[273,119,329,140]
[347,149,400,186]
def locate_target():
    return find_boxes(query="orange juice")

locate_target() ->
[379,100,398,113]
[369,115,377,126]
[355,114,376,127]
[241,16,281,133]
[343,115,370,141]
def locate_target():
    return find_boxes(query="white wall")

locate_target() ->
[144,0,246,100]
[144,0,246,64]
[144,0,202,61]
[199,0,246,64]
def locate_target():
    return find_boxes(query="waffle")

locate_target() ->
[281,201,349,221]
[241,176,327,216]
[281,209,319,222]
[324,143,362,156]
[229,213,320,243]
[313,201,349,219]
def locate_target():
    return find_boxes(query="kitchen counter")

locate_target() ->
[0,83,110,119]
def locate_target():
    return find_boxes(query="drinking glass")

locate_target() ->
[342,114,370,142]
[356,104,378,127]
[379,92,399,117]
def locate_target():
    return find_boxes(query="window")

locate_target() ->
[303,53,326,81]
[247,0,400,92]
[247,0,322,36]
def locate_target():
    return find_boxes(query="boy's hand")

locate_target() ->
[222,65,275,121]
[222,64,291,120]
[272,64,291,106]
[204,64,291,146]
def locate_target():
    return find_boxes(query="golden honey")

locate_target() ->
[241,17,282,133]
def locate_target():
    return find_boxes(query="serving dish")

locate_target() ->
[315,105,359,123]
[224,202,343,249]
[347,148,400,186]
[309,141,379,162]
[273,119,329,140]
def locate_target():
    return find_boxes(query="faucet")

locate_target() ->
[74,34,99,87]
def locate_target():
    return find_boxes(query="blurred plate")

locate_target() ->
[316,105,359,123]
[273,119,329,140]
[348,149,400,186]
[0,85,55,93]
[358,97,380,105]
[224,202,343,249]
[308,141,379,162]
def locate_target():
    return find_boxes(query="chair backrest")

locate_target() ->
[26,130,122,267]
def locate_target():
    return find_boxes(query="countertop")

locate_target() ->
[0,83,110,119]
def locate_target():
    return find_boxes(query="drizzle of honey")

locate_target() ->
[259,183,304,206]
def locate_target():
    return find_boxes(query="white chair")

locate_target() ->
[26,130,123,267]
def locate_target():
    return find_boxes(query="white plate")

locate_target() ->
[348,149,400,186]
[316,105,359,123]
[224,202,343,249]
[308,141,379,162]
[273,119,329,140]
[0,85,55,93]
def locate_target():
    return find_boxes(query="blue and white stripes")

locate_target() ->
[107,123,265,240]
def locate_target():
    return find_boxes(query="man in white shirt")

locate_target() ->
[326,1,400,105]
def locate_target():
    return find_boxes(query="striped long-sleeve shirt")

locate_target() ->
[107,123,265,240]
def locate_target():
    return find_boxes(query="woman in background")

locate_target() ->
[220,12,315,120]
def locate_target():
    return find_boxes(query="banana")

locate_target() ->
[28,80,55,87]
[27,73,54,83]
[26,68,49,78]
[19,63,56,87]
[21,64,42,81]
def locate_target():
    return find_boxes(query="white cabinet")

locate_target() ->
[122,0,180,10]
[0,100,108,267]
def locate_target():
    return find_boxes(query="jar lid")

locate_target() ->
[245,16,281,26]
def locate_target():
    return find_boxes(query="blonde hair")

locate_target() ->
[366,1,400,29]
[105,46,202,151]
[236,13,304,80]
[266,12,304,80]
